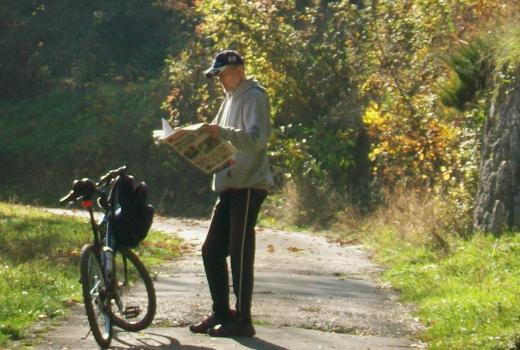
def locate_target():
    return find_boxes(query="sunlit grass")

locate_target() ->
[494,20,520,72]
[368,228,520,350]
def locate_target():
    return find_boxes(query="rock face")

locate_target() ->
[474,73,520,233]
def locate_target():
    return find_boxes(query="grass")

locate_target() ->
[494,19,520,74]
[367,227,520,350]
[0,202,181,347]
[262,187,520,349]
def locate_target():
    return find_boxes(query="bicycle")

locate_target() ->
[60,166,156,348]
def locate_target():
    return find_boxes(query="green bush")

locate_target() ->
[0,81,215,217]
[440,38,493,111]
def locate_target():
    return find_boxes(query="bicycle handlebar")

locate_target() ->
[59,190,77,204]
[97,165,127,187]
[59,165,127,204]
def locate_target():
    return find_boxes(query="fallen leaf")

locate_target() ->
[287,246,304,253]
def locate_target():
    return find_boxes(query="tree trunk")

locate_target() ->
[474,69,520,233]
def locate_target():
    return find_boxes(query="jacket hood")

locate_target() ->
[228,78,265,98]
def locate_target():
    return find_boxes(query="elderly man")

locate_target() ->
[189,50,273,337]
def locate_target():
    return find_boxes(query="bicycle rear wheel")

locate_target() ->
[112,247,156,331]
[80,244,113,348]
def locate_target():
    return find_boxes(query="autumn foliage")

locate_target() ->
[161,0,518,220]
[2,0,520,223]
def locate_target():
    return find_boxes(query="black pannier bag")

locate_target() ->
[110,174,154,248]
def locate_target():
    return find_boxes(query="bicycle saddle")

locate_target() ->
[60,178,97,203]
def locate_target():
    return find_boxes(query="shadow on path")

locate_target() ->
[110,332,216,350]
[234,337,290,350]
[108,331,289,350]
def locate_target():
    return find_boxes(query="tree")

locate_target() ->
[164,0,371,219]
[0,0,192,99]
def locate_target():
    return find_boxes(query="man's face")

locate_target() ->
[218,65,243,92]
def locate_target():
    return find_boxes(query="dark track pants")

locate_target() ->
[202,188,267,324]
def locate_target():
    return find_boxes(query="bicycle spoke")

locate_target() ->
[89,280,102,296]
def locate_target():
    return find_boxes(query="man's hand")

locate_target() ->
[201,123,220,138]
[172,127,188,138]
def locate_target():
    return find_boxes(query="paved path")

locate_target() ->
[33,211,425,350]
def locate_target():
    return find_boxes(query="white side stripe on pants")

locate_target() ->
[237,188,251,315]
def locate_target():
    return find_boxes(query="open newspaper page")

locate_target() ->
[153,118,236,174]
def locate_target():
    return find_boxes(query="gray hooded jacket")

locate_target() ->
[212,78,274,192]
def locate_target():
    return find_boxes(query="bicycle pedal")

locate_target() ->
[123,305,141,319]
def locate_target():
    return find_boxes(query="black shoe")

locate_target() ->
[189,310,237,334]
[208,319,256,337]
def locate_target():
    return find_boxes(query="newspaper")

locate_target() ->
[153,118,236,174]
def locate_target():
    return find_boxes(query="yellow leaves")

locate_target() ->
[362,102,383,126]
[363,95,462,188]
[363,102,391,138]
[414,47,429,64]
[368,146,383,161]
[438,123,457,141]
[440,166,452,182]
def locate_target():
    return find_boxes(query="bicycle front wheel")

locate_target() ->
[112,247,156,331]
[80,244,113,348]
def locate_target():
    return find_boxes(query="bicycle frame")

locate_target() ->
[83,185,122,289]
[61,166,156,346]
[83,202,103,248]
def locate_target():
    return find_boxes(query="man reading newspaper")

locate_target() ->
[154,120,236,174]
[189,50,273,337]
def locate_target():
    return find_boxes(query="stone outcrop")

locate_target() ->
[474,70,520,233]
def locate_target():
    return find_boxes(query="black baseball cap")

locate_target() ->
[204,50,244,78]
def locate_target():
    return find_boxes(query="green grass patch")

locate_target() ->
[367,227,520,350]
[135,229,182,267]
[0,202,180,346]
